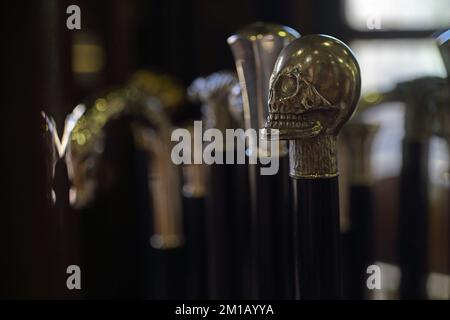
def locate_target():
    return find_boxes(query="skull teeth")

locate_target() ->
[266,113,316,130]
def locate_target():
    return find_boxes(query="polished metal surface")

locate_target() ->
[436,29,450,77]
[264,34,361,178]
[41,112,59,205]
[188,71,240,131]
[185,71,241,198]
[228,23,300,138]
[42,105,86,204]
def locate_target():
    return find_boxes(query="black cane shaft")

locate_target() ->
[182,196,207,299]
[206,162,234,299]
[255,155,294,299]
[399,139,429,299]
[343,185,374,299]
[293,177,342,299]
[206,150,250,299]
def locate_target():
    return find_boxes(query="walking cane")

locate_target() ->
[385,77,444,299]
[356,76,447,299]
[69,88,184,298]
[263,34,361,299]
[228,23,300,299]
[188,71,250,299]
[341,122,379,299]
[177,123,208,299]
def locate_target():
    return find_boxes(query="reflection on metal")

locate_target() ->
[41,112,58,175]
[41,112,58,205]
[188,71,240,132]
[41,105,86,204]
[436,29,450,76]
[264,35,361,178]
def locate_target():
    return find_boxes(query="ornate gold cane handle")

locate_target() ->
[264,34,361,178]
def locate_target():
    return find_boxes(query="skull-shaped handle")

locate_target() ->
[264,34,361,178]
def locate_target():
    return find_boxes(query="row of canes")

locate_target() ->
[41,23,450,299]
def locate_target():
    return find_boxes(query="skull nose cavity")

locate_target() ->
[271,102,279,112]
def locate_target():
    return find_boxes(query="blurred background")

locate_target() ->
[0,0,449,299]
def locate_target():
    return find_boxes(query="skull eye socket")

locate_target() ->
[276,74,297,98]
